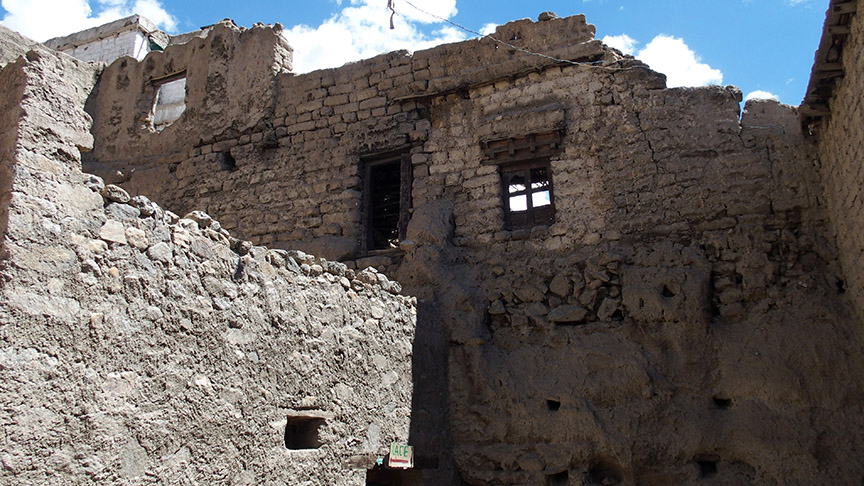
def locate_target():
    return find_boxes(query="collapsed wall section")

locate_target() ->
[0,39,413,485]
[85,20,292,168]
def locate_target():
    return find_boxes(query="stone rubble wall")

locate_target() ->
[816,0,864,322]
[0,37,414,485]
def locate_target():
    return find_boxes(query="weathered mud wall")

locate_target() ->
[0,38,414,485]
[83,15,610,266]
[815,0,864,321]
[85,20,292,167]
[403,80,864,483]
[79,10,864,486]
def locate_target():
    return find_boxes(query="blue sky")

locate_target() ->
[1,0,827,105]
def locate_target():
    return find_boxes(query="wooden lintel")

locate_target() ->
[815,62,844,72]
[833,2,857,14]
[828,25,851,35]
[800,103,831,116]
[814,70,845,79]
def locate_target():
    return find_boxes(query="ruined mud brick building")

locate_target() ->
[2,0,864,484]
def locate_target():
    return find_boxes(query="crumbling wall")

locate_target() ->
[393,52,864,484]
[815,0,864,321]
[78,11,864,485]
[85,20,292,173]
[0,24,40,67]
[83,15,609,267]
[0,39,414,485]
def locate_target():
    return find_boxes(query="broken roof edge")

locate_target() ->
[800,0,859,134]
[43,14,164,51]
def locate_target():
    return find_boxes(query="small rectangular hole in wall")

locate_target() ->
[366,469,406,485]
[284,416,325,450]
[547,399,561,411]
[712,395,732,410]
[546,470,568,486]
[152,72,186,131]
[695,455,720,479]
[218,151,237,171]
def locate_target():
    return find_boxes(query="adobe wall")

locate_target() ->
[0,37,414,485]
[80,12,864,485]
[85,20,292,169]
[815,0,864,321]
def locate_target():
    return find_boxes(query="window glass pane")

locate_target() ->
[509,194,527,211]
[532,190,551,207]
[508,174,526,194]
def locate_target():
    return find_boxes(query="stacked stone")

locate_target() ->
[0,38,415,485]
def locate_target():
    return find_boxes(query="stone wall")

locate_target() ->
[0,36,414,485]
[78,10,864,485]
[815,0,864,321]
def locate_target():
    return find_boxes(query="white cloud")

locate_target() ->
[745,90,779,101]
[601,33,636,55]
[480,22,497,35]
[608,33,722,88]
[282,0,466,73]
[0,0,177,41]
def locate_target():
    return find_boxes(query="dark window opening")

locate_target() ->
[501,160,555,230]
[547,399,561,411]
[284,416,325,450]
[363,150,412,252]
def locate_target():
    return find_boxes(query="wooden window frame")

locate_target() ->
[361,148,412,253]
[500,159,555,230]
[481,130,562,231]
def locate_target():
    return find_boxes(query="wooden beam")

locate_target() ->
[833,2,857,14]
[828,25,851,35]
[815,62,844,72]
[814,69,845,79]
[800,103,831,116]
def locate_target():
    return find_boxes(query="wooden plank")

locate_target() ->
[814,69,845,79]
[815,62,844,72]
[800,103,831,116]
[833,2,857,14]
[827,25,851,35]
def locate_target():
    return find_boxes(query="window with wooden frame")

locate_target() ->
[482,131,562,230]
[362,149,412,252]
